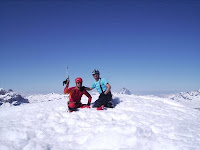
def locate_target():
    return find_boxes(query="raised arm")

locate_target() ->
[64,83,75,94]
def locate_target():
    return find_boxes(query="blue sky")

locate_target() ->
[0,0,200,95]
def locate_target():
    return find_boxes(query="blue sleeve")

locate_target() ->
[102,78,108,85]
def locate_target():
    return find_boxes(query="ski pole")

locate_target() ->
[63,66,70,86]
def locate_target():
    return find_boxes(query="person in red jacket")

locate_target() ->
[64,77,92,112]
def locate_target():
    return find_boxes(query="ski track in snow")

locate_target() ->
[0,94,200,150]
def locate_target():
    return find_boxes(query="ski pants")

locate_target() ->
[93,91,112,108]
[68,102,90,111]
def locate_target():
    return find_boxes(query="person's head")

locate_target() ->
[75,77,83,88]
[92,69,100,81]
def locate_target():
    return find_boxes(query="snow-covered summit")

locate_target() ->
[119,87,131,95]
[0,93,200,150]
[0,88,29,106]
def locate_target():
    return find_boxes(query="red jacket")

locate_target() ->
[64,86,92,104]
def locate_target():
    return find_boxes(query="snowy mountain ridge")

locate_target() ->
[0,88,29,106]
[167,89,200,101]
[164,89,200,109]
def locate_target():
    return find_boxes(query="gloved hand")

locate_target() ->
[63,78,70,86]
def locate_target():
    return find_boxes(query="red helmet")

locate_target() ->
[75,77,83,83]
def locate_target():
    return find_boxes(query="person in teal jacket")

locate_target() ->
[86,69,114,109]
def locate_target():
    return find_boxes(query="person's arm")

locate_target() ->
[64,83,75,94]
[104,83,111,95]
[85,82,95,91]
[83,90,92,106]
[84,87,93,91]
[64,81,69,94]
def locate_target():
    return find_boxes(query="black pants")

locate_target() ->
[93,91,112,108]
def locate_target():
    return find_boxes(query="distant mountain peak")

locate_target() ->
[0,88,29,106]
[119,88,131,95]
[0,88,7,95]
[170,90,200,101]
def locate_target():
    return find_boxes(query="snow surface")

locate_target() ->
[0,93,200,150]
[26,93,68,103]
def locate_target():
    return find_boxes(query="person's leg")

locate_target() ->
[105,92,114,108]
[80,104,90,108]
[106,100,114,108]
[93,97,105,107]
[68,102,77,111]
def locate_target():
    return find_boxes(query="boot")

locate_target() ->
[97,105,104,110]
[107,101,114,108]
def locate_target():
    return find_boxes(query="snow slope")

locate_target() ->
[0,93,200,150]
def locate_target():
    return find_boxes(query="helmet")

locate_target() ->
[75,77,83,83]
[92,69,100,75]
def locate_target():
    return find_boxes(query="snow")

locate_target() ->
[0,89,29,106]
[0,93,200,150]
[119,87,132,95]
[26,93,68,103]
[164,90,200,109]
[0,88,7,95]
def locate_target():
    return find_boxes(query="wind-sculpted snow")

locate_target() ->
[0,94,200,150]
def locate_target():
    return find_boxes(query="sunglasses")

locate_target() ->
[76,82,82,84]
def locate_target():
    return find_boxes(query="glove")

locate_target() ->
[63,78,70,86]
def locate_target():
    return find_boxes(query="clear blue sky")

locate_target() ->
[0,0,200,95]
